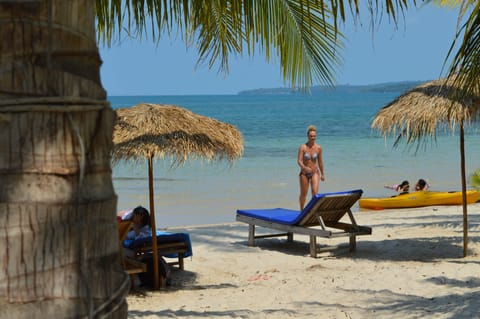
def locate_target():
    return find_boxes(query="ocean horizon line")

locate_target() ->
[107,79,427,98]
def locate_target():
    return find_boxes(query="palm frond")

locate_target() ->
[189,1,243,73]
[275,0,342,88]
[432,0,463,8]
[95,0,418,89]
[446,2,480,99]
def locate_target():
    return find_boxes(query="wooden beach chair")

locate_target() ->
[119,221,192,289]
[117,221,148,288]
[129,232,192,270]
[236,189,372,257]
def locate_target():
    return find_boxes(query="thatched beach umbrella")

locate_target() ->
[372,77,480,257]
[113,103,244,289]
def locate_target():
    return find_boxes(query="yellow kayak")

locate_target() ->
[359,190,480,210]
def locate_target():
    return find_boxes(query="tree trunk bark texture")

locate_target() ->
[0,1,128,318]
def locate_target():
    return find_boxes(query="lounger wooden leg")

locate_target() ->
[287,232,293,242]
[129,275,136,290]
[349,236,356,252]
[248,224,255,246]
[178,256,184,270]
[309,235,317,257]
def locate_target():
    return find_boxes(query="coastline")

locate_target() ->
[126,203,480,318]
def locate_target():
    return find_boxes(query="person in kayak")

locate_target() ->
[415,178,430,191]
[385,180,410,195]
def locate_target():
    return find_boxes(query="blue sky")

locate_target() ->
[99,5,461,96]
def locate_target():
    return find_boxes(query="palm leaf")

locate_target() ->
[445,2,480,98]
[95,0,416,89]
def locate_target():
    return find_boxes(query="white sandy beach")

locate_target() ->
[126,204,480,319]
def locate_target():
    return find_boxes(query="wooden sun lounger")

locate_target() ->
[236,189,372,257]
[133,241,189,270]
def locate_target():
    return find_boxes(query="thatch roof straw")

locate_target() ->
[372,78,480,143]
[113,103,244,165]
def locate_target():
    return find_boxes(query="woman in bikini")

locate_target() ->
[298,125,325,210]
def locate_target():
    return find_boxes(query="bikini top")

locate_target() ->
[303,151,318,160]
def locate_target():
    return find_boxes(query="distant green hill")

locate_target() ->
[238,81,427,95]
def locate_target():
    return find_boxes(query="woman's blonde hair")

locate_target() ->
[307,125,316,135]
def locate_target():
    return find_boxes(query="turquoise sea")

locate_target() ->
[109,89,480,227]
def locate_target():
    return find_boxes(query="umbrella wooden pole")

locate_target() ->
[148,155,160,289]
[460,123,468,257]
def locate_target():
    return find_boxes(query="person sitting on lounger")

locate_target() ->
[118,206,151,257]
[118,206,176,287]
[125,206,151,241]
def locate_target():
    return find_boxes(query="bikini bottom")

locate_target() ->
[299,169,318,180]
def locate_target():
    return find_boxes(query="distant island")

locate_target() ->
[237,80,427,95]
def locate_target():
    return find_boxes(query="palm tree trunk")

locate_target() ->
[0,1,128,317]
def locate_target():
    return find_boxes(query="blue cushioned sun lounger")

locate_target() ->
[236,189,371,257]
[124,231,193,258]
[124,231,193,270]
